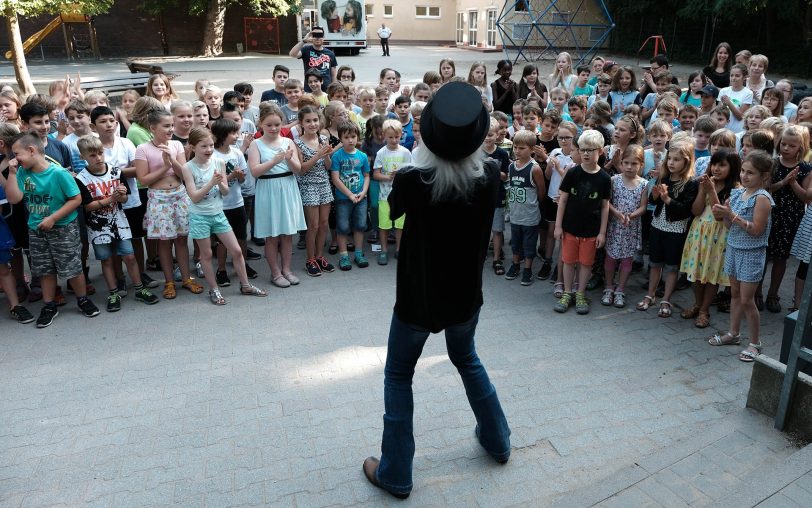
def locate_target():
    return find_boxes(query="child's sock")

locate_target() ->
[354,249,363,258]
[132,283,144,291]
[109,288,117,296]
[340,251,349,257]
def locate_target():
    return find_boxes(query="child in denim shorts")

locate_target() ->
[330,121,370,270]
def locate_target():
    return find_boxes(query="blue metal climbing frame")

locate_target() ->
[497,0,615,67]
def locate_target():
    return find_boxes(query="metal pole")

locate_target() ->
[775,277,812,429]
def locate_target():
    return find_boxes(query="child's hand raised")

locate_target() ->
[651,184,661,199]
[317,143,332,158]
[698,174,715,192]
[784,166,800,186]
[284,145,294,161]
[712,202,731,219]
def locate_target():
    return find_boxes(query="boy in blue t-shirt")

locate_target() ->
[330,121,370,271]
[3,133,99,328]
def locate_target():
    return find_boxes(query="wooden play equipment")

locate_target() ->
[4,11,100,61]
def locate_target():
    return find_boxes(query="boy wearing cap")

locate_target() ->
[288,28,338,93]
[699,84,719,116]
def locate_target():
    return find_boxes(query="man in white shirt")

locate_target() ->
[377,23,391,57]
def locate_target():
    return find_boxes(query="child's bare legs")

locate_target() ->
[132,238,146,273]
[174,236,192,281]
[265,237,282,278]
[40,274,58,303]
[0,265,21,309]
[304,205,320,259]
[544,226,556,260]
[121,254,143,286]
[492,232,503,260]
[158,240,175,283]
[146,238,158,265]
[730,279,762,352]
[562,263,576,293]
[792,262,808,309]
[100,258,118,292]
[576,263,591,296]
[195,238,217,289]
[616,258,633,292]
[604,256,617,290]
[353,231,364,254]
[394,228,402,253]
[68,272,88,297]
[216,231,248,285]
[766,258,787,300]
[699,282,718,314]
[379,228,390,253]
[661,268,679,302]
[315,204,330,258]
[280,235,293,274]
[646,265,663,297]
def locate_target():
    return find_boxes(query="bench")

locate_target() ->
[126,60,165,75]
[81,72,150,96]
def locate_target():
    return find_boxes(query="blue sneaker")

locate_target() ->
[355,254,369,268]
[377,252,388,265]
[339,255,352,271]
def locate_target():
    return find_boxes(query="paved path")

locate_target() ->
[0,240,799,506]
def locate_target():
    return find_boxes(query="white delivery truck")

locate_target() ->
[300,0,367,55]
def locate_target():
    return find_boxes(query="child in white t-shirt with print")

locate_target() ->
[373,119,412,266]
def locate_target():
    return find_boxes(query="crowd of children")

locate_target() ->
[1,48,811,365]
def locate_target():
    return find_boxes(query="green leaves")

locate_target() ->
[0,0,113,16]
[140,0,298,16]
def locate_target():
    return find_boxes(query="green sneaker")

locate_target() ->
[554,292,573,313]
[339,255,352,271]
[106,293,121,313]
[134,287,159,305]
[575,292,590,315]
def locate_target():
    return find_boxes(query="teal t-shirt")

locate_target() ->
[16,163,80,229]
[573,84,595,97]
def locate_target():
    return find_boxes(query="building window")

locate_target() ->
[456,12,465,45]
[365,3,373,17]
[468,11,478,46]
[416,6,441,18]
[384,4,393,17]
[486,9,497,47]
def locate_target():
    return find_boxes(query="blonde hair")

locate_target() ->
[779,125,811,163]
[658,141,696,194]
[381,118,403,136]
[77,134,103,155]
[357,87,375,100]
[578,129,604,150]
[512,130,537,148]
[83,90,108,106]
[410,101,426,118]
[709,128,737,149]
[203,85,222,98]
[549,86,570,99]
[647,119,673,138]
[549,52,574,90]
[170,100,192,114]
[121,89,141,103]
[760,117,786,141]
[558,121,577,136]
[323,101,346,129]
[131,96,165,127]
[749,54,769,71]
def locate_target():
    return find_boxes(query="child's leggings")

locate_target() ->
[604,256,633,279]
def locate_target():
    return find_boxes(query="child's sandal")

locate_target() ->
[163,282,176,300]
[680,305,700,319]
[694,311,710,329]
[708,331,741,346]
[493,260,505,276]
[657,301,672,318]
[739,342,763,362]
[182,278,204,294]
[240,284,268,297]
[553,282,565,299]
[209,288,226,305]
[636,295,655,311]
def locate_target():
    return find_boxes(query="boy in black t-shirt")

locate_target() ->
[553,129,611,315]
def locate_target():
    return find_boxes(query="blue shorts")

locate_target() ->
[335,199,368,235]
[92,239,135,261]
[510,223,539,260]
[189,212,232,240]
[725,246,766,283]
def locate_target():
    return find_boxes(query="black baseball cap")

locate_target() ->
[699,84,719,99]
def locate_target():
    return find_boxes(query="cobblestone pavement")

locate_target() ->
[0,240,797,507]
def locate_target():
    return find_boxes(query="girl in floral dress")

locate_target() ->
[680,151,740,328]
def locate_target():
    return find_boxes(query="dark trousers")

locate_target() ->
[380,38,390,56]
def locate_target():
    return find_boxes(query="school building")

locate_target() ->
[363,0,608,50]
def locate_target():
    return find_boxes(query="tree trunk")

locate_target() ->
[4,8,37,98]
[201,0,227,56]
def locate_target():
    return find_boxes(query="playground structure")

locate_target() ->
[496,0,614,67]
[4,12,100,61]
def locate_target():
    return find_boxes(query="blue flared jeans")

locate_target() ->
[376,311,511,494]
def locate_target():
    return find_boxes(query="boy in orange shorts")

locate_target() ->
[553,130,610,315]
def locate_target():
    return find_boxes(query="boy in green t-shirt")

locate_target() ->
[4,133,99,327]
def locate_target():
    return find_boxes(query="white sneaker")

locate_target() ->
[195,261,204,278]
[601,289,614,306]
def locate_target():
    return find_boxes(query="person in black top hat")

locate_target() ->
[362,82,511,499]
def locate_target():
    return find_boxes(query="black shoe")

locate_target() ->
[216,270,231,287]
[347,242,355,251]
[36,305,59,328]
[521,268,533,286]
[306,259,322,277]
[246,248,262,261]
[252,237,266,246]
[146,257,161,271]
[140,272,160,288]
[134,287,159,305]
[10,305,35,324]
[245,263,258,279]
[116,278,128,298]
[367,233,379,244]
[505,263,521,280]
[107,293,122,313]
[328,244,339,255]
[297,235,306,250]
[475,425,510,464]
[317,256,335,273]
[536,259,552,280]
[78,297,100,318]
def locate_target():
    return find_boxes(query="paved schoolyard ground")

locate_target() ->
[0,237,796,506]
[0,46,806,506]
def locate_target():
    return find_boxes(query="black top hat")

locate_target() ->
[419,82,489,160]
